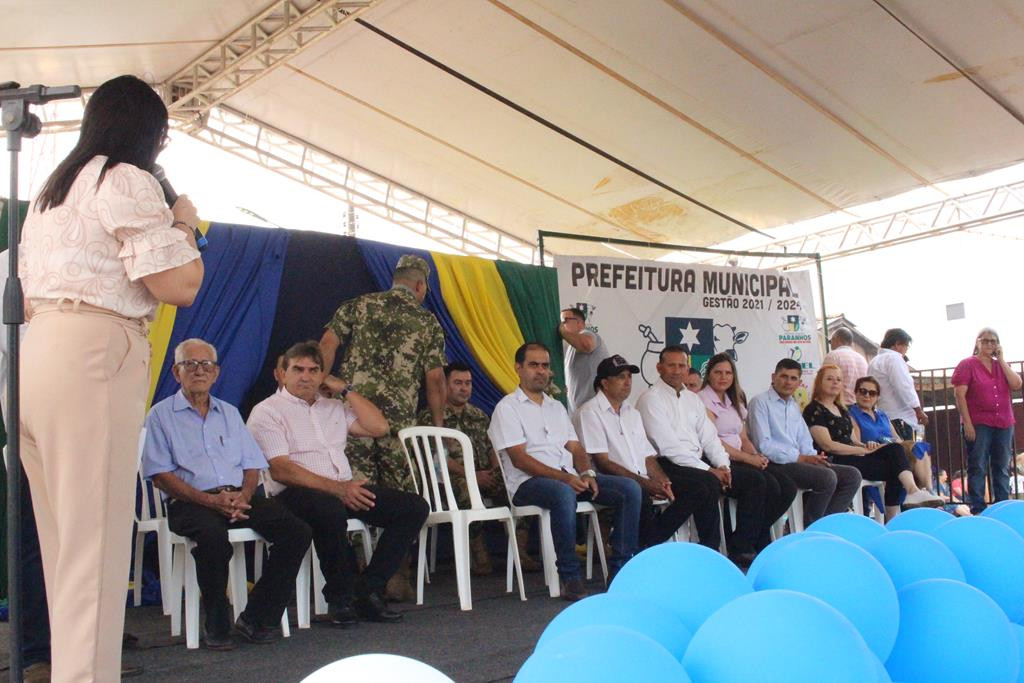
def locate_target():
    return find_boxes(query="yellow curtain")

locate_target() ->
[145,220,210,407]
[432,252,524,393]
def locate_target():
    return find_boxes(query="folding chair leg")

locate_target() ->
[504,518,527,601]
[295,547,312,629]
[132,532,145,607]
[157,526,173,615]
[416,526,429,606]
[452,520,472,611]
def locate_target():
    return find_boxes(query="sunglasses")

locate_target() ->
[856,388,879,397]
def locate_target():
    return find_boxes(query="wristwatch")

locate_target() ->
[338,385,349,399]
[580,469,597,479]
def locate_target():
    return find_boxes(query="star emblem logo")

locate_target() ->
[678,322,701,350]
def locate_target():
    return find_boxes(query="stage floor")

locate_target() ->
[1,561,580,682]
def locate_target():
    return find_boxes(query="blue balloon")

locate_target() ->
[517,625,690,682]
[752,535,899,661]
[862,530,965,590]
[886,579,1019,683]
[683,589,875,682]
[746,531,833,585]
[885,507,953,533]
[536,593,692,660]
[984,504,1024,541]
[929,516,1024,623]
[874,655,893,682]
[808,512,887,547]
[981,500,1023,517]
[610,543,750,633]
[1015,625,1024,683]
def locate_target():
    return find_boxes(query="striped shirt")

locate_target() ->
[823,345,869,405]
[247,388,358,495]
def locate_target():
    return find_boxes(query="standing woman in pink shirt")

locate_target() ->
[953,328,1022,513]
[19,74,203,681]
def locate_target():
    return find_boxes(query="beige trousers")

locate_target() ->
[20,303,149,683]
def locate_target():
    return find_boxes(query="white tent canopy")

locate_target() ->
[5,0,1024,256]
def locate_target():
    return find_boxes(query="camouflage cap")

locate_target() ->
[395,254,430,279]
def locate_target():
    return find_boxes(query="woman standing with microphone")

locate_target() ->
[19,74,203,681]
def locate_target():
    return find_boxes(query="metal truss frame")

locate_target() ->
[703,180,1024,270]
[165,0,378,120]
[189,105,539,262]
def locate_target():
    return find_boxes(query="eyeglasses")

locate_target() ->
[978,338,999,344]
[177,359,218,372]
[856,388,879,397]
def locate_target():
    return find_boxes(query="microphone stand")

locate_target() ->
[0,81,80,682]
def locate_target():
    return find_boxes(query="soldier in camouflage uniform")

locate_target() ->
[319,254,447,494]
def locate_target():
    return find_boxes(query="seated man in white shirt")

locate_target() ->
[488,342,641,602]
[575,355,692,548]
[247,341,429,626]
[636,345,758,564]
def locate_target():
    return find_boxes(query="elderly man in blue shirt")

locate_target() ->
[142,338,311,650]
[747,358,861,525]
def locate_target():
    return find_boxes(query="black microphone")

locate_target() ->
[152,164,207,252]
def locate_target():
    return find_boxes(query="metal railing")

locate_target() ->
[911,360,1024,507]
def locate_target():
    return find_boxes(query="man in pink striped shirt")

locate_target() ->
[248,341,428,626]
[823,328,868,405]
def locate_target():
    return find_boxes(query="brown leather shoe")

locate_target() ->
[384,557,416,603]
[470,534,494,576]
[23,663,50,683]
[562,577,589,602]
[516,529,542,572]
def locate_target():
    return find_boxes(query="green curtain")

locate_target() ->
[0,198,27,599]
[494,260,567,403]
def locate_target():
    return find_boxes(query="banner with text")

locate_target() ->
[555,255,823,402]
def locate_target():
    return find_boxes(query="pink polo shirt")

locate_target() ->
[698,385,747,450]
[951,356,1015,429]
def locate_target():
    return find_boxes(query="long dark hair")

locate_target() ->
[35,75,168,212]
[702,352,747,410]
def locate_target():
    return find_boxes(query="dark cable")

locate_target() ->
[355,18,772,238]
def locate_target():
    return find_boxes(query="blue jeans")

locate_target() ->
[966,424,1014,513]
[513,473,641,582]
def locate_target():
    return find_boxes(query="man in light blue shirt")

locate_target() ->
[747,358,860,525]
[143,338,311,650]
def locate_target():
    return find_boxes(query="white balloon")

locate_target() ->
[301,654,455,683]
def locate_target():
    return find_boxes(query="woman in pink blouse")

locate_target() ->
[19,75,203,681]
[953,327,1022,513]
[698,353,796,552]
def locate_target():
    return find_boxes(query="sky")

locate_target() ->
[3,108,1022,371]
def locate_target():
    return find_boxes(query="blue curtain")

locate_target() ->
[358,241,505,414]
[153,224,290,407]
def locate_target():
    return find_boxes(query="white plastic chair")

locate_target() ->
[133,428,174,615]
[491,444,608,598]
[399,426,527,610]
[295,518,376,627]
[168,524,291,649]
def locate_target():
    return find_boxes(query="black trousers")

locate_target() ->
[20,470,51,666]
[725,462,798,551]
[651,458,722,550]
[167,496,311,634]
[275,485,428,607]
[831,442,910,506]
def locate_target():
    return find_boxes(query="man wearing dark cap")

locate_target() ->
[575,355,694,548]
[319,253,447,601]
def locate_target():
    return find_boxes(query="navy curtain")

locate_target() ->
[153,224,290,408]
[358,241,505,414]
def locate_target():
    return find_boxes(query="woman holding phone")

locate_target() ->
[952,328,1022,513]
[20,74,203,680]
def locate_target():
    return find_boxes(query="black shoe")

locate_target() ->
[234,615,282,644]
[728,551,757,569]
[201,630,236,651]
[329,601,359,628]
[353,591,403,623]
[561,577,589,602]
[121,662,146,678]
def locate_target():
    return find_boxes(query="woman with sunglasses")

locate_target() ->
[804,365,941,520]
[699,353,797,553]
[20,75,203,680]
[952,328,1022,513]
